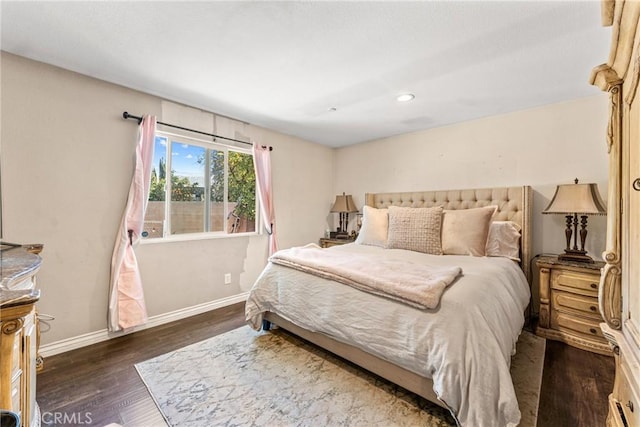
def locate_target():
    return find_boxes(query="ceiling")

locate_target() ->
[1,1,611,148]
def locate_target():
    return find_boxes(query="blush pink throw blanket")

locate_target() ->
[269,244,462,309]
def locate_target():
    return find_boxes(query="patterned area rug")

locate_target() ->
[135,326,545,427]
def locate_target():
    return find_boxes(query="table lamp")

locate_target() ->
[543,179,606,262]
[330,192,358,238]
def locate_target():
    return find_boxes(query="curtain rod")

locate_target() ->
[122,112,272,151]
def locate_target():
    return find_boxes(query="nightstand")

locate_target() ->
[319,237,355,248]
[535,255,611,355]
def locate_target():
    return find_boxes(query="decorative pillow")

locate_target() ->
[386,206,443,254]
[485,221,522,261]
[441,206,498,256]
[355,206,389,247]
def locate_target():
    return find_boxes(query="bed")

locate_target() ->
[245,186,532,427]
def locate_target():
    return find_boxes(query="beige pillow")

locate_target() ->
[486,221,521,261]
[355,206,388,247]
[386,205,443,254]
[442,206,497,256]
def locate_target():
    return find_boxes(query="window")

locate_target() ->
[143,132,257,239]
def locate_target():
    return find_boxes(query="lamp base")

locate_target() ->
[558,249,594,263]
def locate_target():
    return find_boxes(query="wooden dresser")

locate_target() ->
[536,256,610,355]
[590,1,640,425]
[0,245,42,427]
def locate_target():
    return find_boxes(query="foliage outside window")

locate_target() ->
[143,133,257,239]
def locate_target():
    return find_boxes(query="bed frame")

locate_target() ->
[263,185,532,410]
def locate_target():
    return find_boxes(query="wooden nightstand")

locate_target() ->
[319,237,355,248]
[535,255,611,355]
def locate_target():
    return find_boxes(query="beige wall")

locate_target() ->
[1,51,610,346]
[334,95,610,260]
[0,52,334,344]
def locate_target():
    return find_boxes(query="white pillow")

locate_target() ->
[355,206,388,247]
[485,221,521,261]
[441,206,497,256]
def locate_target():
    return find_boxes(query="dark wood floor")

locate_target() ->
[36,303,614,427]
[537,339,615,427]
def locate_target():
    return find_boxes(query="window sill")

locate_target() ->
[139,231,260,245]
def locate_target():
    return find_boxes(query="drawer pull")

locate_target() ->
[590,305,597,312]
[590,328,598,334]
[590,283,598,289]
[627,400,634,412]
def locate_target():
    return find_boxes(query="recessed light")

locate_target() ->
[397,93,415,102]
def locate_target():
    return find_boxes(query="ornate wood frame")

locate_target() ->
[588,0,640,330]
[589,3,640,426]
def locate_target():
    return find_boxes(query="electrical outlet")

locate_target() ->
[224,273,231,285]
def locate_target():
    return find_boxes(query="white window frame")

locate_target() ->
[142,130,259,244]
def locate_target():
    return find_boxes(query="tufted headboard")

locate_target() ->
[365,186,533,282]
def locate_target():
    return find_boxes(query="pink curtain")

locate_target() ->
[108,115,156,331]
[253,143,278,256]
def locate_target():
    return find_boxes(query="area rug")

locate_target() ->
[135,326,545,427]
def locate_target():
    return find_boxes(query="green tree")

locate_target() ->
[208,150,256,220]
[158,157,166,180]
[149,157,199,202]
[149,167,165,201]
[171,174,199,201]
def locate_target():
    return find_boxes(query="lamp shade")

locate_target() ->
[543,182,606,215]
[330,193,358,213]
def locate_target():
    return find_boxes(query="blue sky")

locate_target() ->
[154,136,205,184]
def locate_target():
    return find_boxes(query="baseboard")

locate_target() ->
[39,292,249,357]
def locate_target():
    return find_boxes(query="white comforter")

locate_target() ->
[245,243,530,427]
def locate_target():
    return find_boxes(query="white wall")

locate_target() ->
[0,52,334,345]
[333,95,610,261]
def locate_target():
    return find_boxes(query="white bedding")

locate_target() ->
[245,243,531,427]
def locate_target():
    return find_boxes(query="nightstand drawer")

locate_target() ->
[551,270,600,297]
[551,310,604,339]
[552,291,600,319]
[319,238,355,248]
[536,255,610,355]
